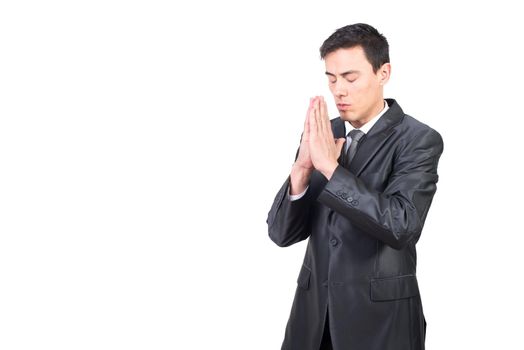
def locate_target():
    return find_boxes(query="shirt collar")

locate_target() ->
[344,100,389,136]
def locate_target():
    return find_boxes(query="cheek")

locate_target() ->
[347,84,363,100]
[353,81,374,100]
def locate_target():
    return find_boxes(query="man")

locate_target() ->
[266,23,443,350]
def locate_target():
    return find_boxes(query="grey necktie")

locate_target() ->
[345,129,365,165]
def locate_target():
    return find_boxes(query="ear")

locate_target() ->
[377,63,391,86]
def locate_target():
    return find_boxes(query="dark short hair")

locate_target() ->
[319,23,389,73]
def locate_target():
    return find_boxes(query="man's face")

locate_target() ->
[324,46,389,128]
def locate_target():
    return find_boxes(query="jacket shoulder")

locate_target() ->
[399,114,443,146]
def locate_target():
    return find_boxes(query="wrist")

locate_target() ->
[289,164,313,195]
[319,161,338,180]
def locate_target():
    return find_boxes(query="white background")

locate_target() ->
[1,1,523,349]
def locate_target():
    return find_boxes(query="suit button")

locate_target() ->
[330,238,338,246]
[322,280,328,288]
[351,200,359,206]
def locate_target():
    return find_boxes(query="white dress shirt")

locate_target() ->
[288,100,389,201]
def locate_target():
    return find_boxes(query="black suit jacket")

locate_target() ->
[267,99,444,350]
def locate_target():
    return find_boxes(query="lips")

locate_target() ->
[337,103,351,110]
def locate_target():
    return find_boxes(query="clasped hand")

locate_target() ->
[294,96,346,180]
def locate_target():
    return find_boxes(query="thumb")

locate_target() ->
[335,138,346,155]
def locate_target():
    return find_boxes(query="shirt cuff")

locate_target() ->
[288,186,309,201]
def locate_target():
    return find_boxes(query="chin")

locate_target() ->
[339,111,357,121]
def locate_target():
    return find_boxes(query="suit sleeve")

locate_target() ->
[266,136,313,247]
[317,128,444,250]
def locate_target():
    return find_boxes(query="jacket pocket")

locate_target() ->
[297,264,311,290]
[370,274,419,301]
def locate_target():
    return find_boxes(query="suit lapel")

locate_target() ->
[349,99,405,176]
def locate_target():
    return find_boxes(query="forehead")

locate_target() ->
[324,46,373,74]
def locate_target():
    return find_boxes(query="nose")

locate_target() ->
[333,80,348,98]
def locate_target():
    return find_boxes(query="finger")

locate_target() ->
[303,98,313,138]
[307,97,314,115]
[326,99,333,137]
[309,99,318,140]
[316,98,324,128]
[304,98,313,132]
[315,96,324,135]
[320,96,328,122]
[320,96,331,136]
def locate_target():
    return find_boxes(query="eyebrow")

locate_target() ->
[325,70,360,78]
